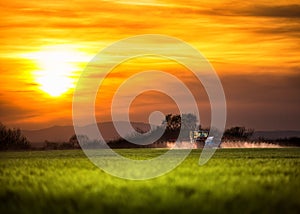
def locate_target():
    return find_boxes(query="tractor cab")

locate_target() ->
[189,129,218,148]
[189,130,209,143]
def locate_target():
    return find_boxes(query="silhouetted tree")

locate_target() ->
[223,126,254,141]
[181,113,197,130]
[162,113,198,141]
[0,123,30,150]
[164,114,181,131]
[69,134,89,148]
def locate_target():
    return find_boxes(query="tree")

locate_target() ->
[163,113,198,141]
[0,123,30,150]
[164,114,181,131]
[69,134,89,148]
[181,113,197,130]
[223,126,254,141]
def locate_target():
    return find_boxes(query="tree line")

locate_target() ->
[1,117,299,150]
[0,123,30,150]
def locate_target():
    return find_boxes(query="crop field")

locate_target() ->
[0,148,299,214]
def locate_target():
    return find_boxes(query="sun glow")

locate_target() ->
[25,46,89,97]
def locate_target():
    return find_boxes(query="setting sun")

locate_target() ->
[25,46,89,97]
[0,0,299,131]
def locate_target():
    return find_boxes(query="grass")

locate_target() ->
[0,148,299,214]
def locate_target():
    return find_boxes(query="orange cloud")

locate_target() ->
[0,0,299,130]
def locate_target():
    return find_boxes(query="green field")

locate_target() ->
[0,148,299,214]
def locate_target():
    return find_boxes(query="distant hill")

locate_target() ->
[251,130,300,140]
[22,125,74,144]
[22,121,151,145]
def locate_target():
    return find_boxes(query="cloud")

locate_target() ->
[1,0,299,130]
[253,24,300,37]
[0,101,37,123]
[220,72,300,130]
[244,4,300,18]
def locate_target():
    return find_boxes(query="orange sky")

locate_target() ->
[0,0,299,130]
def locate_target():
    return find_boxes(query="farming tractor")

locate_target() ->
[189,129,213,148]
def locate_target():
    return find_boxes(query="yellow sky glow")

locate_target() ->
[23,46,91,96]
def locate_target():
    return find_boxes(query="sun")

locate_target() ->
[25,45,89,97]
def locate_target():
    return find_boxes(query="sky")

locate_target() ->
[0,0,299,130]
